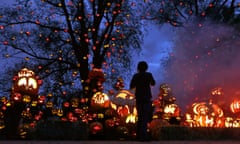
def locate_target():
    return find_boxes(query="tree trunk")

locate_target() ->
[5,102,25,139]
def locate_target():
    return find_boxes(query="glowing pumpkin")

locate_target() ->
[67,112,77,122]
[117,105,130,117]
[22,95,31,103]
[31,101,38,107]
[105,119,115,128]
[0,96,7,103]
[18,123,30,139]
[230,100,240,113]
[11,92,22,102]
[57,109,64,117]
[12,68,42,97]
[159,83,172,97]
[71,98,79,108]
[116,126,129,139]
[89,121,103,134]
[125,113,137,124]
[163,104,180,117]
[38,95,46,104]
[111,90,135,111]
[74,108,83,115]
[187,101,224,127]
[0,120,5,130]
[52,109,58,115]
[225,117,234,127]
[46,101,53,108]
[91,92,110,108]
[63,101,70,108]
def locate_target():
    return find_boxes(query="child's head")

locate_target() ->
[137,61,148,72]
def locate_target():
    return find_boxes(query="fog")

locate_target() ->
[162,21,240,112]
[126,20,240,113]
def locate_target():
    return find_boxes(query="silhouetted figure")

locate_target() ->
[130,61,155,141]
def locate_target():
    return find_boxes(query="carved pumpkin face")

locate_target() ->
[91,92,110,108]
[38,95,46,104]
[117,105,130,117]
[125,114,137,124]
[160,83,171,96]
[63,101,70,108]
[225,117,234,127]
[46,101,53,108]
[89,121,103,134]
[11,92,22,102]
[18,77,37,90]
[164,104,180,117]
[188,101,224,127]
[22,95,31,103]
[105,119,115,128]
[13,68,41,97]
[230,100,240,113]
[71,98,79,108]
[0,120,5,130]
[57,109,64,117]
[111,90,135,111]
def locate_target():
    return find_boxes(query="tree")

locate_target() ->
[0,0,145,102]
[141,0,240,26]
[0,1,149,139]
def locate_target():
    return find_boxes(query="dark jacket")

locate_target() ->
[130,72,155,102]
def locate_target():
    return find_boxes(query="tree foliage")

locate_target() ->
[141,0,240,26]
[0,0,146,101]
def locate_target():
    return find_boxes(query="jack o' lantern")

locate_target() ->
[31,100,38,107]
[125,113,137,124]
[105,119,115,128]
[117,105,130,117]
[22,95,31,103]
[186,101,224,127]
[163,104,181,117]
[38,95,46,104]
[110,90,135,111]
[89,121,103,135]
[0,120,5,130]
[11,92,22,102]
[230,100,240,113]
[225,117,234,127]
[57,109,64,117]
[12,68,42,98]
[18,123,31,139]
[45,101,53,108]
[0,96,7,103]
[71,98,79,108]
[91,92,110,108]
[63,101,70,108]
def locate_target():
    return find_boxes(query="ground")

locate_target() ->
[0,141,240,144]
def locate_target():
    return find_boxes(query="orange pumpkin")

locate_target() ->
[89,121,103,134]
[13,68,41,97]
[117,105,129,117]
[91,92,110,108]
[63,101,70,108]
[230,100,240,113]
